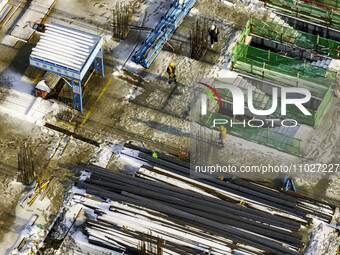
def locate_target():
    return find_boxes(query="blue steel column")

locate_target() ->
[100,47,104,77]
[94,47,104,76]
[72,79,83,112]
[94,57,98,74]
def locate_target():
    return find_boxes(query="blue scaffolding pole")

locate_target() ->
[132,0,196,68]
[29,23,104,112]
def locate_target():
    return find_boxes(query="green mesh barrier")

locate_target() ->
[211,79,332,127]
[231,42,337,98]
[250,17,340,57]
[200,111,301,155]
[239,19,251,44]
[261,0,340,29]
[314,85,332,126]
[306,0,339,9]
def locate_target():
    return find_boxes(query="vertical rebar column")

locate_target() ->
[190,17,208,60]
[113,2,130,39]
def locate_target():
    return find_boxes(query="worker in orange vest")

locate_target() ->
[219,125,227,148]
[167,62,177,84]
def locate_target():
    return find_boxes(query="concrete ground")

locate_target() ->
[0,0,338,252]
[0,111,96,253]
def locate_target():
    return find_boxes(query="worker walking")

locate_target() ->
[208,24,219,48]
[167,62,177,84]
[219,125,227,148]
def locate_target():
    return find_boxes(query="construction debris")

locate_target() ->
[11,214,46,255]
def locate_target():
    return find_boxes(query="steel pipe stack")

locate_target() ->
[73,144,336,254]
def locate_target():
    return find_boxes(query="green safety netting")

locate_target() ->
[239,19,252,44]
[232,42,337,98]
[262,0,340,29]
[250,17,340,57]
[211,79,332,127]
[310,0,339,9]
[200,111,301,155]
[314,84,333,126]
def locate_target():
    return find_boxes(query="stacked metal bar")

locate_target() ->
[131,0,196,68]
[74,145,336,254]
[133,146,335,222]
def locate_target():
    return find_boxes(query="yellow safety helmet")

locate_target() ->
[170,62,175,67]
[220,125,225,130]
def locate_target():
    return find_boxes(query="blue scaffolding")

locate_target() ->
[132,0,196,68]
[29,23,104,112]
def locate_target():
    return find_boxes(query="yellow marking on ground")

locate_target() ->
[79,76,113,127]
[56,119,75,129]
[28,31,36,43]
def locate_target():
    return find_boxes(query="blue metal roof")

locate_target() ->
[30,23,101,73]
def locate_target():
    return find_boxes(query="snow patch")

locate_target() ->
[305,221,340,255]
[89,144,114,168]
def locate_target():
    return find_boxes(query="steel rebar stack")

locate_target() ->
[18,143,35,185]
[113,2,130,40]
[190,18,208,60]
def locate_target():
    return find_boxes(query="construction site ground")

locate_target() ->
[0,0,339,253]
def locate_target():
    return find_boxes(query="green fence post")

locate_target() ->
[262,62,265,78]
[330,10,333,27]
[268,49,270,61]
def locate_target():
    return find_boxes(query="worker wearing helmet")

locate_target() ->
[208,24,219,48]
[167,62,177,84]
[219,125,227,148]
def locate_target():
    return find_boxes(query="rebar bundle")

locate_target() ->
[138,232,164,255]
[18,143,35,185]
[190,18,208,60]
[71,145,336,255]
[113,2,130,40]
